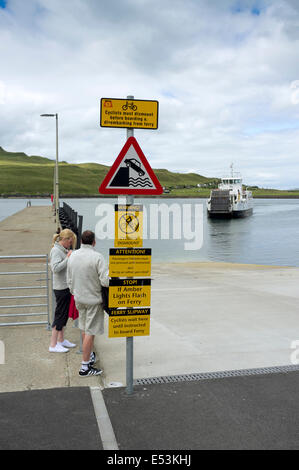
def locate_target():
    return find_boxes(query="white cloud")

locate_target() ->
[0,0,299,188]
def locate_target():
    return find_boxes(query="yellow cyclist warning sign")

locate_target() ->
[115,204,143,248]
[108,308,150,338]
[100,98,158,129]
[108,279,151,309]
[109,248,151,277]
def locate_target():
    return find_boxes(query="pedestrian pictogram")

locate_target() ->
[99,137,163,195]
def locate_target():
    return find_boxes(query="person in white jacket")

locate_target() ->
[67,230,109,377]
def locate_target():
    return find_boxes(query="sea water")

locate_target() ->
[1,197,299,266]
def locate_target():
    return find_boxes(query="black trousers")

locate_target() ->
[52,288,71,331]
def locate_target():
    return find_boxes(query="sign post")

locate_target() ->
[99,94,161,395]
[126,98,135,395]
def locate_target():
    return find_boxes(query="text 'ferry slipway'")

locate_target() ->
[207,166,253,218]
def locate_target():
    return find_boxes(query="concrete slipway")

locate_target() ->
[1,205,299,391]
[98,261,299,387]
[1,205,299,450]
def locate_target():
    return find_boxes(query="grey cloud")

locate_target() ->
[0,0,299,188]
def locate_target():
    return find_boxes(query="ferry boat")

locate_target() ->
[207,165,253,218]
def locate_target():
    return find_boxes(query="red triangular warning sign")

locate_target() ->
[99,137,163,195]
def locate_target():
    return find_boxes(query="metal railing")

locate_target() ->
[0,255,50,328]
[59,203,83,248]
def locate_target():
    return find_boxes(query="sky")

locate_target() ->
[0,0,299,189]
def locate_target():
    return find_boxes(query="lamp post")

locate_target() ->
[41,113,60,232]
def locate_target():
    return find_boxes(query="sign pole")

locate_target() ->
[101,94,160,394]
[126,95,134,395]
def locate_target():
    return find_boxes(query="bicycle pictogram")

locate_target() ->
[118,213,140,234]
[122,101,137,111]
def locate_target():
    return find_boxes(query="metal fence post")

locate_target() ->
[77,215,83,248]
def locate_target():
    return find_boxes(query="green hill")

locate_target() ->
[1,146,299,197]
[0,146,216,196]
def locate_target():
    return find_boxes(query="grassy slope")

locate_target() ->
[0,147,215,196]
[0,146,298,197]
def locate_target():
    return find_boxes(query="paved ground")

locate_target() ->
[0,205,57,255]
[1,204,299,450]
[0,387,103,450]
[102,370,299,450]
[1,369,299,450]
[97,261,299,387]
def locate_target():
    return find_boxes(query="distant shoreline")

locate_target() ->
[1,194,299,199]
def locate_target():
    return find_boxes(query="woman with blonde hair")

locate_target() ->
[49,228,77,353]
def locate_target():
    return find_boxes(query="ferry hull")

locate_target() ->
[207,207,253,219]
[232,207,253,218]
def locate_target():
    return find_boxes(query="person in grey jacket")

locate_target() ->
[67,230,109,377]
[49,229,77,353]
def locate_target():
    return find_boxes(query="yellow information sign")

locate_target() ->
[108,279,151,309]
[108,308,150,338]
[115,204,143,248]
[100,98,158,129]
[109,248,151,278]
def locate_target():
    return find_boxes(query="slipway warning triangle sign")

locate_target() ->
[99,137,163,195]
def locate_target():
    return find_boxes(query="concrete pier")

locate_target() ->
[1,205,299,392]
[0,206,99,392]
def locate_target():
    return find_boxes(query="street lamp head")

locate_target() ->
[40,114,56,117]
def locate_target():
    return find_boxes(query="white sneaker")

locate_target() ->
[59,340,76,348]
[49,344,69,353]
